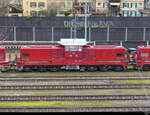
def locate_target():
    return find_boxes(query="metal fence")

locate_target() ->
[1,26,150,41]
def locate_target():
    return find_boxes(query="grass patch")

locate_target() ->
[1,89,150,96]
[80,89,150,95]
[1,71,150,77]
[0,90,64,95]
[114,80,150,84]
[0,101,118,108]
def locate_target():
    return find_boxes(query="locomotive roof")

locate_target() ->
[21,45,61,49]
[58,39,88,45]
[137,46,150,49]
[92,45,125,49]
[21,45,125,49]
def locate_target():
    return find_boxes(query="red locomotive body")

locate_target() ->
[82,45,129,71]
[0,46,9,71]
[16,45,64,71]
[16,44,129,71]
[136,46,150,71]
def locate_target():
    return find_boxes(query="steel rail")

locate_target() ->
[0,84,150,90]
[0,107,150,112]
[1,75,150,78]
[0,95,150,101]
[1,77,150,81]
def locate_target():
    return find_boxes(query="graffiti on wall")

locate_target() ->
[64,20,114,28]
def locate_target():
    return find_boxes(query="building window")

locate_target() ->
[131,3,137,8]
[64,2,72,8]
[38,2,45,8]
[123,3,129,8]
[30,2,36,8]
[60,2,65,8]
[136,11,143,16]
[137,3,142,7]
[122,10,143,17]
[103,3,109,8]
[130,11,136,16]
[9,8,12,12]
[123,10,129,16]
[81,2,85,6]
[38,11,46,16]
[98,2,101,6]
[30,11,37,16]
[58,11,64,15]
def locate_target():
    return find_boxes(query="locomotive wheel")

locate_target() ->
[87,66,97,71]
[80,67,86,72]
[50,67,60,72]
[113,66,123,71]
[143,66,150,71]
[38,67,47,72]
[23,67,31,72]
[99,66,108,72]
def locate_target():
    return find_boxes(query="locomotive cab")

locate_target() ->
[0,47,9,72]
[58,39,88,70]
[136,46,150,71]
[65,45,83,58]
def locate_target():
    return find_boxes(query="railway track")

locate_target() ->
[1,77,150,85]
[0,95,150,101]
[0,107,150,112]
[1,77,150,81]
[0,76,150,112]
[0,84,150,90]
[1,75,150,77]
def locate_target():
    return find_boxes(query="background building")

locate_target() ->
[8,4,23,16]
[96,0,144,16]
[0,0,147,16]
[48,0,74,16]
[22,0,48,16]
[121,0,144,17]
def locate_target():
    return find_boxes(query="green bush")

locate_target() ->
[64,11,71,16]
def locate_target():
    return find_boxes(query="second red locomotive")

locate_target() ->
[0,46,9,72]
[135,46,150,71]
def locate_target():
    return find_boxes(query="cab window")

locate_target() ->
[22,54,30,57]
[65,46,82,51]
[0,54,3,57]
[116,54,124,57]
[141,53,149,57]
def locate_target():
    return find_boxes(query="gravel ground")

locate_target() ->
[0,80,150,85]
[106,100,150,107]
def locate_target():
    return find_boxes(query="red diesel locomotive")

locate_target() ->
[16,42,129,72]
[135,46,150,71]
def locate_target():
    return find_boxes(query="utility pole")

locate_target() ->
[85,2,88,41]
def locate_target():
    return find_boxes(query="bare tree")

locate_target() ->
[0,27,14,41]
[47,2,58,17]
[0,0,15,41]
[0,0,10,7]
[0,0,11,16]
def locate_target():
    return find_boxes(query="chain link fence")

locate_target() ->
[0,26,150,47]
